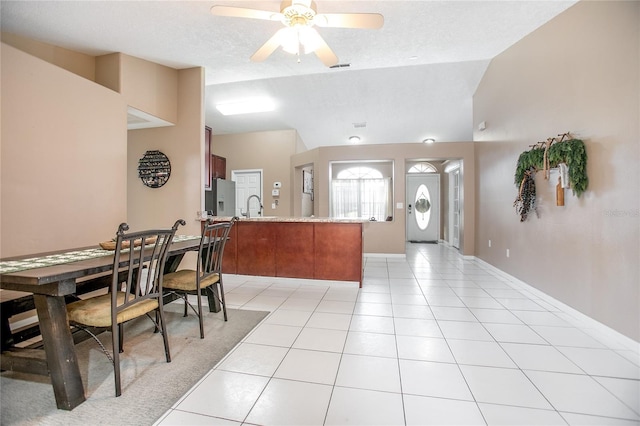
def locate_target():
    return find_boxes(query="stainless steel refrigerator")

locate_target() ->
[205,178,236,216]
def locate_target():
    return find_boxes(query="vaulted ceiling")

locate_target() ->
[1,0,577,148]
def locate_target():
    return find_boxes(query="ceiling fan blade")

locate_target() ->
[250,28,287,62]
[314,13,384,29]
[210,5,281,21]
[313,35,339,67]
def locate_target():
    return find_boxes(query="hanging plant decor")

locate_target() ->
[513,170,537,222]
[513,134,588,221]
[546,139,588,196]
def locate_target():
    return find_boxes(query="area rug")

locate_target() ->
[1,304,269,425]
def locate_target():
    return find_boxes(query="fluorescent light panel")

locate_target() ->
[216,99,275,116]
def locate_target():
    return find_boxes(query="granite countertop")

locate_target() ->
[203,216,365,223]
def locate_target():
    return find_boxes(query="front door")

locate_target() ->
[406,174,440,242]
[232,170,262,217]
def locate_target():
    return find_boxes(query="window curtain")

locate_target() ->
[331,178,391,221]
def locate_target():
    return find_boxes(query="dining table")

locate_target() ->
[0,234,203,410]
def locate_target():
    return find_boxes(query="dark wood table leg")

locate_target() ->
[205,286,221,313]
[1,308,15,352]
[33,293,85,410]
[164,253,186,274]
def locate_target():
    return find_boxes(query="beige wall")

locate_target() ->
[1,37,204,267]
[1,43,126,256]
[291,142,475,255]
[211,129,299,217]
[120,54,178,124]
[95,53,121,93]
[1,32,95,81]
[473,1,639,341]
[127,67,204,240]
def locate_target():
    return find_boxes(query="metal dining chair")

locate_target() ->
[162,220,234,338]
[66,219,185,397]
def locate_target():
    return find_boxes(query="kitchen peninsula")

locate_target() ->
[206,217,363,286]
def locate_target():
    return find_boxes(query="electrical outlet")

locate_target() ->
[488,239,492,248]
[506,249,510,258]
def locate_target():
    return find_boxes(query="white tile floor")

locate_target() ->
[156,243,640,426]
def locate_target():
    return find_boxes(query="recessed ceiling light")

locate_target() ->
[215,98,275,116]
[349,136,361,143]
[409,55,418,60]
[423,138,435,144]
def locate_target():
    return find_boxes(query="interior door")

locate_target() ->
[232,170,262,217]
[406,174,440,242]
[452,169,460,249]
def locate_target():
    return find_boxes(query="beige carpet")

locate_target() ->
[1,304,269,425]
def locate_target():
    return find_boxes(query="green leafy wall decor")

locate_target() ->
[513,137,588,222]
[514,138,588,197]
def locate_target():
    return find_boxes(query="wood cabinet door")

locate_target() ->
[275,223,314,278]
[205,220,237,274]
[212,154,226,180]
[236,222,276,276]
[221,223,237,274]
[314,223,363,282]
[204,126,212,188]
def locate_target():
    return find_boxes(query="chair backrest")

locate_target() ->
[198,220,234,281]
[111,219,185,314]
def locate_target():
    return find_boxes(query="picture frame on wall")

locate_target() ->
[303,169,313,196]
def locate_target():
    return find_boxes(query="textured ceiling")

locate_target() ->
[1,0,578,149]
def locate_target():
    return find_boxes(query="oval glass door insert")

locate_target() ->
[414,184,431,230]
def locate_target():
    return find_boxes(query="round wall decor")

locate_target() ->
[138,150,171,188]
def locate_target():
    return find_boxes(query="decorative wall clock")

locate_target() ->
[138,150,171,188]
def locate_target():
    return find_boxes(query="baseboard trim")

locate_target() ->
[364,253,406,259]
[472,256,640,352]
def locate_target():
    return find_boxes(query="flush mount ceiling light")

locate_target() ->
[211,1,384,67]
[349,136,361,143]
[423,138,436,144]
[215,99,276,116]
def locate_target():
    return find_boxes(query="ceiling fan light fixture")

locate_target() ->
[215,98,276,116]
[281,25,322,55]
[299,26,323,53]
[212,1,383,66]
[280,28,300,54]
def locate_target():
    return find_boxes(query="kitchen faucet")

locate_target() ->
[242,194,263,218]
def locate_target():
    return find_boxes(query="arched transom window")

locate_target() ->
[408,162,437,173]
[336,167,383,179]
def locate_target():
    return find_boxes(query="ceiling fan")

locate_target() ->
[211,0,384,67]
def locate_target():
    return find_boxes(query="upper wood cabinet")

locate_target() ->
[205,126,227,187]
[211,154,226,180]
[205,126,212,189]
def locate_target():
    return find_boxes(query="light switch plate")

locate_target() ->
[272,189,280,196]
